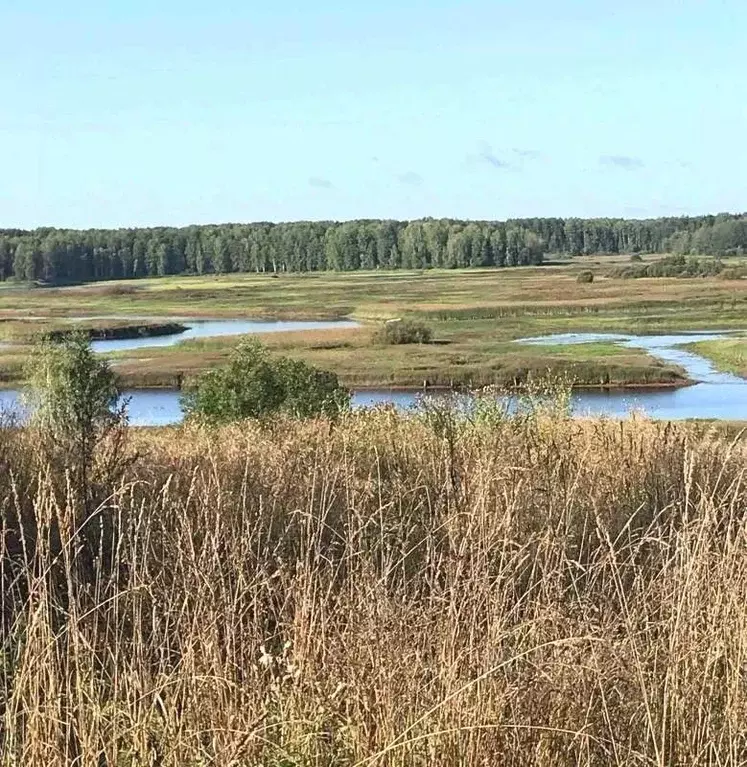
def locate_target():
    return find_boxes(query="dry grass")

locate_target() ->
[1,409,747,765]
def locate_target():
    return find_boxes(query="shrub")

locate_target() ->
[25,331,127,481]
[719,267,745,281]
[88,283,139,296]
[630,253,643,262]
[23,331,132,580]
[610,254,726,279]
[576,270,594,284]
[181,340,350,423]
[375,319,433,345]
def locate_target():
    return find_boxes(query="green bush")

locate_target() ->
[25,333,127,490]
[611,254,726,279]
[375,319,433,345]
[24,331,132,562]
[181,340,350,423]
[630,254,643,263]
[576,270,594,284]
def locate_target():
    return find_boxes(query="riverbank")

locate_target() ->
[0,325,692,390]
[48,321,187,342]
[682,337,747,378]
[0,317,186,343]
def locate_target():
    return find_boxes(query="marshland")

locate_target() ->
[5,0,747,760]
[1,235,747,764]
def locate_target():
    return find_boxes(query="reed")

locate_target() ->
[0,409,746,765]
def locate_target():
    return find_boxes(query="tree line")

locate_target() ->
[1,213,745,284]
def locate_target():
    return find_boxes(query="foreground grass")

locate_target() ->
[0,260,745,387]
[1,409,747,764]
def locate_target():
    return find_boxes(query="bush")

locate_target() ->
[630,253,643,262]
[23,331,132,579]
[610,254,726,279]
[375,319,433,345]
[576,270,594,284]
[719,267,745,281]
[25,332,128,485]
[87,283,139,297]
[181,340,350,423]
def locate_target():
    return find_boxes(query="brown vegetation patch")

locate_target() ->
[1,414,746,763]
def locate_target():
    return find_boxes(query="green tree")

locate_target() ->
[13,241,30,281]
[400,221,428,269]
[8,214,747,284]
[182,340,349,424]
[0,238,11,280]
[24,332,131,543]
[23,332,132,592]
[25,332,125,480]
[212,235,231,274]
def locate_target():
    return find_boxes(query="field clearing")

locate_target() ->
[0,258,745,388]
[1,258,746,320]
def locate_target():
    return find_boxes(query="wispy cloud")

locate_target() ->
[396,171,424,186]
[477,142,511,170]
[468,142,542,172]
[599,155,645,171]
[512,148,543,161]
[308,176,334,189]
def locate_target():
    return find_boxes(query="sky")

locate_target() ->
[1,0,746,228]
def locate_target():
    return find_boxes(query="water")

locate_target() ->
[89,318,360,353]
[1,332,744,425]
[518,332,743,385]
[2,381,746,426]
[512,331,747,420]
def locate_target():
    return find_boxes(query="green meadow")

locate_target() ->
[0,257,745,388]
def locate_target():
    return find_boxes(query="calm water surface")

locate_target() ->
[90,318,360,353]
[2,383,745,427]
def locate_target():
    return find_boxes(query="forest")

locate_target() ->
[1,212,746,285]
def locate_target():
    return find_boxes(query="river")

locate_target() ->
[0,324,745,424]
[88,318,361,353]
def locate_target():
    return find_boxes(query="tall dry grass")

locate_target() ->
[0,408,746,765]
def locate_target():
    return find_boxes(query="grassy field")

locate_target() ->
[0,256,745,388]
[105,329,687,389]
[683,337,747,378]
[2,409,747,764]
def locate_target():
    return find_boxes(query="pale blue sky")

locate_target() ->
[1,0,745,228]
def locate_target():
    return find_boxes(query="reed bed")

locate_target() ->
[0,408,746,765]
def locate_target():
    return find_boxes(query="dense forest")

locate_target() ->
[1,213,745,284]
